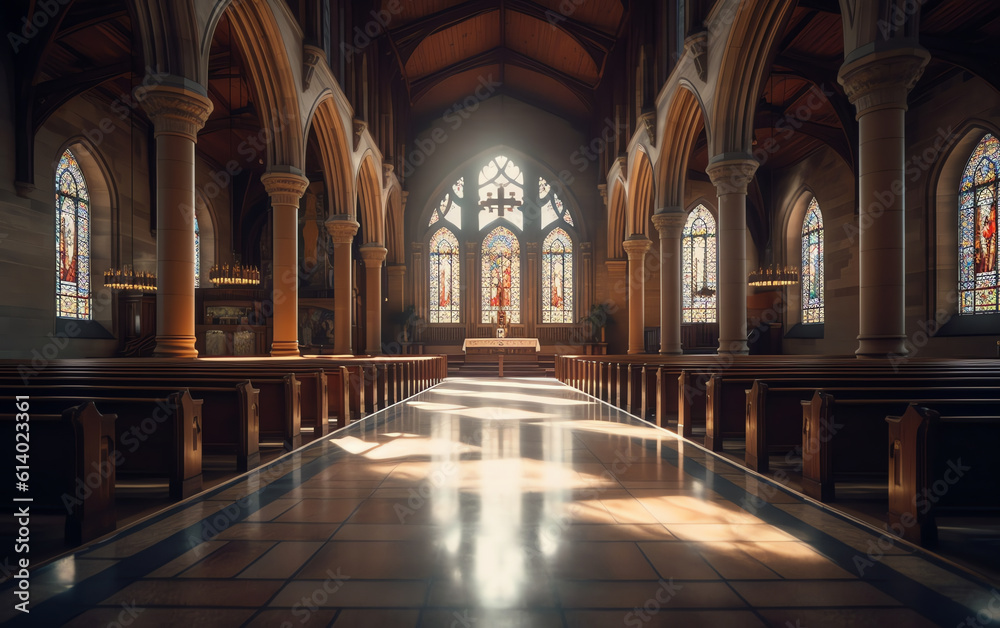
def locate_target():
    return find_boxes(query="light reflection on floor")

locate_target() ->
[8,377,997,628]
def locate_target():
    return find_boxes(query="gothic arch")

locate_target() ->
[607,176,628,259]
[710,0,797,156]
[194,190,219,288]
[305,94,355,216]
[781,186,821,326]
[657,83,709,209]
[627,148,655,237]
[356,152,384,245]
[130,0,200,82]
[202,0,304,172]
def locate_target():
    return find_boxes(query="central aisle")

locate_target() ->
[5,378,997,627]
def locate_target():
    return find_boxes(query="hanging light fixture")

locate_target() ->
[210,19,259,287]
[105,35,156,292]
[748,74,799,289]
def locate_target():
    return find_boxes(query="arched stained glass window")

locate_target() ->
[682,205,717,323]
[801,198,824,323]
[959,134,1000,314]
[481,226,521,324]
[194,215,201,288]
[542,228,574,323]
[55,149,91,319]
[478,155,524,230]
[429,228,461,323]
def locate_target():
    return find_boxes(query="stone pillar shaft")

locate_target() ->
[652,210,686,355]
[360,244,388,354]
[261,172,309,357]
[326,216,360,354]
[707,158,758,355]
[839,47,930,357]
[138,81,213,358]
[623,236,653,355]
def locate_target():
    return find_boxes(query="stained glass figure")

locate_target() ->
[55,149,91,319]
[481,226,521,323]
[682,205,717,323]
[429,228,461,323]
[801,198,824,324]
[194,215,201,288]
[959,134,1000,314]
[542,228,574,323]
[479,156,524,230]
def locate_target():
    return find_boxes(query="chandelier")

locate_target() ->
[104,265,157,291]
[210,261,260,286]
[748,265,799,287]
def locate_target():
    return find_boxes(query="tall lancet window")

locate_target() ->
[481,226,521,324]
[429,227,461,323]
[194,215,201,288]
[801,197,825,323]
[959,134,1000,314]
[55,149,92,319]
[682,204,717,323]
[542,228,574,323]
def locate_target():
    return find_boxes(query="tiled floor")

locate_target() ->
[3,377,999,627]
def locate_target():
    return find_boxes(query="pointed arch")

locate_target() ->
[356,152,384,244]
[657,83,709,208]
[627,149,655,237]
[607,177,627,259]
[958,134,1000,314]
[203,0,304,171]
[55,149,92,319]
[306,94,354,217]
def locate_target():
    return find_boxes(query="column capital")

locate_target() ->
[137,81,213,141]
[325,215,360,243]
[838,46,930,117]
[261,171,309,205]
[651,209,687,239]
[387,264,407,277]
[605,259,628,274]
[622,235,652,259]
[359,243,388,267]
[706,157,759,195]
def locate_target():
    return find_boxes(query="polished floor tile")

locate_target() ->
[5,377,997,628]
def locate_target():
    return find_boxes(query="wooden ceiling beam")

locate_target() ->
[506,0,616,66]
[390,0,498,66]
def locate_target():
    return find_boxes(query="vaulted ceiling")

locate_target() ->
[380,0,627,127]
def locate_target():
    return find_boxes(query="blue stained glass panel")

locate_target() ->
[682,205,717,323]
[55,149,91,319]
[959,134,999,314]
[801,198,824,324]
[542,228,574,323]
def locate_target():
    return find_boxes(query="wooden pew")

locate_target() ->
[0,401,117,545]
[887,403,1000,546]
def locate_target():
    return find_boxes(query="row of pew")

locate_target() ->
[556,354,1000,546]
[0,355,447,546]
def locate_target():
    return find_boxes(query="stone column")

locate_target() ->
[651,209,687,355]
[325,216,360,354]
[706,157,759,355]
[261,171,309,357]
[360,243,388,354]
[839,47,930,357]
[623,235,652,355]
[137,79,213,358]
[604,259,627,349]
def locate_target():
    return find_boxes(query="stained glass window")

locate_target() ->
[682,205,717,323]
[194,215,201,288]
[478,155,524,230]
[55,149,91,319]
[542,228,574,323]
[801,198,824,323]
[481,226,521,324]
[539,176,574,228]
[429,228,461,323]
[959,134,1000,314]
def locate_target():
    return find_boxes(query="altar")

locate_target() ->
[461,338,540,376]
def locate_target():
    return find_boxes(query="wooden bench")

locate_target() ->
[0,401,117,545]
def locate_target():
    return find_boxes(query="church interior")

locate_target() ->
[2,0,1000,625]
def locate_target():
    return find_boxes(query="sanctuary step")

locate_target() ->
[447,353,553,378]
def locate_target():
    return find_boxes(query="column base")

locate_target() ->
[153,336,198,358]
[270,341,301,357]
[660,346,683,356]
[856,335,909,358]
[718,339,749,355]
[627,349,644,355]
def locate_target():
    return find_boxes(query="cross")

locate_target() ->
[479,184,523,218]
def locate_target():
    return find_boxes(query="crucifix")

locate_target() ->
[479,184,523,218]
